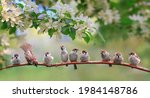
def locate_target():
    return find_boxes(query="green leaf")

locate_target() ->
[64,12,71,18]
[147,18,150,24]
[77,2,87,12]
[120,17,133,25]
[9,26,16,34]
[79,20,84,24]
[83,32,92,43]
[62,26,70,35]
[69,28,76,40]
[48,28,56,37]
[120,0,136,8]
[17,3,24,9]
[62,26,76,40]
[109,0,120,8]
[49,9,57,13]
[1,22,8,29]
[31,21,39,29]
[30,12,37,19]
[0,6,2,12]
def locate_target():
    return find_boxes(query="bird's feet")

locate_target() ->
[28,63,32,65]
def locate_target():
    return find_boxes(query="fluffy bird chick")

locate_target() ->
[129,52,141,66]
[101,50,112,67]
[44,52,53,65]
[61,45,68,66]
[113,52,123,64]
[11,54,21,65]
[69,48,78,70]
[80,50,89,62]
[20,43,38,67]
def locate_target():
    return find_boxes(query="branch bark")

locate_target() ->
[0,61,150,73]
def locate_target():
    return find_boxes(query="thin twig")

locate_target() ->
[0,61,150,73]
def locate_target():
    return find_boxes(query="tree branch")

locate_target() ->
[0,61,150,73]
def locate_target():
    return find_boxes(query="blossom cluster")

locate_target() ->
[129,1,150,37]
[98,8,120,25]
[0,0,96,41]
[1,0,23,27]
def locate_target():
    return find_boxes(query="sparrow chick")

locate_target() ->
[113,52,123,64]
[20,43,38,67]
[11,54,21,65]
[44,52,53,65]
[101,50,112,67]
[80,50,89,62]
[61,45,68,66]
[129,52,141,66]
[69,48,78,70]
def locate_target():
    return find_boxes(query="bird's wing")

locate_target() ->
[51,56,54,60]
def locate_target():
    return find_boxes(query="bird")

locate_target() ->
[11,54,21,65]
[60,45,69,66]
[20,42,38,67]
[129,52,141,66]
[43,52,53,65]
[69,48,78,70]
[80,50,89,62]
[101,50,112,67]
[113,52,123,64]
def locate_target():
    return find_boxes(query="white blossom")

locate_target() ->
[38,14,46,20]
[1,0,23,27]
[38,19,65,34]
[74,14,96,36]
[129,14,146,24]
[129,1,150,37]
[98,9,120,25]
[51,1,77,18]
[23,0,39,13]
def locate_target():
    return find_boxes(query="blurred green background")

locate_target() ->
[0,0,150,80]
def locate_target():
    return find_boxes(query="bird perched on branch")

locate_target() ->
[80,50,89,62]
[60,45,69,66]
[101,50,112,67]
[20,42,38,67]
[11,54,21,65]
[69,48,78,70]
[129,52,141,66]
[113,52,123,64]
[43,52,53,65]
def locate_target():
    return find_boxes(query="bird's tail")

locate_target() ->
[33,59,38,67]
[20,42,32,52]
[109,64,112,67]
[74,64,77,70]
